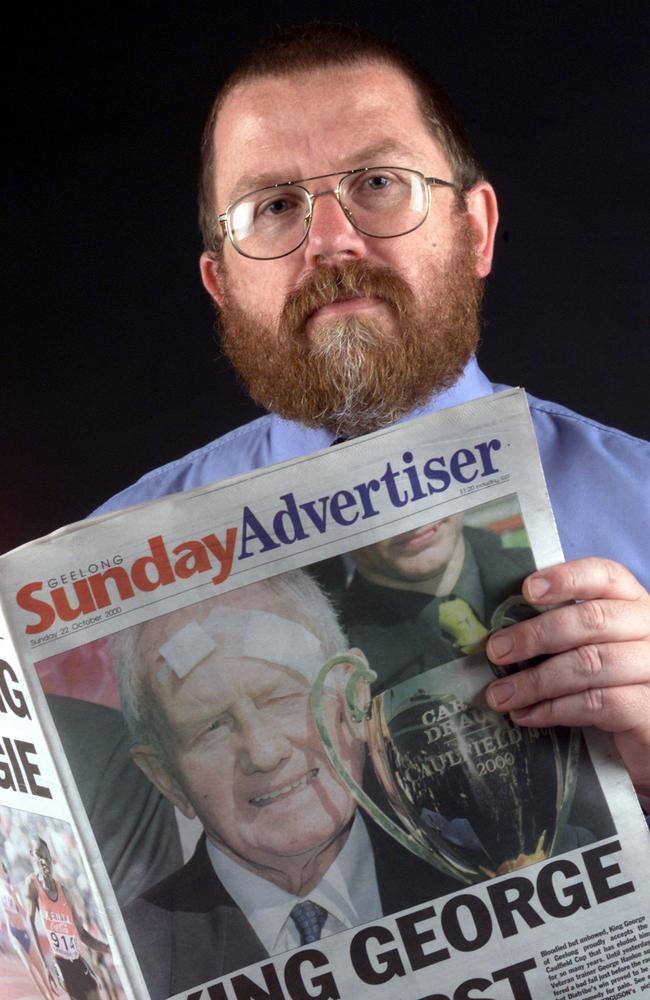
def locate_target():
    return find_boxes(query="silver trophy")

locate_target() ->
[312,635,579,885]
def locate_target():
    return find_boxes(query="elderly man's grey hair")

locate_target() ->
[113,567,348,748]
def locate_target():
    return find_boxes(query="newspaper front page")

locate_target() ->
[1,388,649,1000]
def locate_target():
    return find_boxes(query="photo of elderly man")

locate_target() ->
[114,569,452,1000]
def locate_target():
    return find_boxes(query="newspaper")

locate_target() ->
[1,387,649,1000]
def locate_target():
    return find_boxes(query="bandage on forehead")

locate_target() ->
[156,607,329,685]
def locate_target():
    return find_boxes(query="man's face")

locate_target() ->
[352,514,466,592]
[201,62,496,436]
[32,842,53,881]
[135,595,363,876]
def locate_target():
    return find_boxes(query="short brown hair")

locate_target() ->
[198,21,485,252]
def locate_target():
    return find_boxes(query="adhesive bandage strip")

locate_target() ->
[156,607,331,685]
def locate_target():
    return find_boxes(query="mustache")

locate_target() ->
[279,260,416,333]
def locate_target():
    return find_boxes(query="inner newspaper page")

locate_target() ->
[0,614,136,999]
[2,388,649,1000]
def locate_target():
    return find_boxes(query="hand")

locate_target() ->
[485,558,650,804]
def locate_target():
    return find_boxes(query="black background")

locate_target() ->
[5,2,648,555]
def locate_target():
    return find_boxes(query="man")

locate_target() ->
[341,510,616,846]
[342,510,536,693]
[26,837,110,1000]
[115,570,456,999]
[95,24,650,814]
[1,860,54,1000]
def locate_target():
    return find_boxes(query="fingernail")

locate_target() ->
[527,575,551,599]
[487,680,515,708]
[489,633,513,658]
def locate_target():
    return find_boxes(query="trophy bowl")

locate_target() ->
[312,651,579,885]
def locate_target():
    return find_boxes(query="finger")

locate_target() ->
[486,640,650,712]
[486,598,650,665]
[504,682,650,735]
[522,557,647,605]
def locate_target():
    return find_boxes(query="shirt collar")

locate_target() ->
[267,356,494,462]
[205,813,380,955]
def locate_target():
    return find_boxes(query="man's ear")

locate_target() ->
[199,251,225,308]
[464,181,499,278]
[130,745,196,819]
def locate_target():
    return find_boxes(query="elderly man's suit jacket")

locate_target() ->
[124,825,460,1000]
[47,695,182,907]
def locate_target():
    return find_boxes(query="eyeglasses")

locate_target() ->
[217,166,457,260]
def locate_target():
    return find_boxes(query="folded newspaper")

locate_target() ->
[1,388,649,1000]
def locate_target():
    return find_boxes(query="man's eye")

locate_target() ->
[206,716,230,735]
[257,195,301,218]
[262,690,307,710]
[365,174,391,191]
[348,172,400,204]
[266,198,291,215]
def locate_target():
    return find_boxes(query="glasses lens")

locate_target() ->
[340,167,429,238]
[229,186,310,259]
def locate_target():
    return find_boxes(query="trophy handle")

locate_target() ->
[311,652,476,884]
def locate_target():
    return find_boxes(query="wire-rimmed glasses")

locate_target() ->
[217,165,457,260]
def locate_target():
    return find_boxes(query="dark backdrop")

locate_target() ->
[4,2,648,554]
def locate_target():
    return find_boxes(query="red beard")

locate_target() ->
[218,219,482,437]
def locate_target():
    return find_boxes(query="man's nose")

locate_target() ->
[238,714,292,773]
[303,189,367,266]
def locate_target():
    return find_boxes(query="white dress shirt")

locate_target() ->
[206,813,382,955]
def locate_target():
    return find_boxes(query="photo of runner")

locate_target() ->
[1,860,54,1000]
[0,807,125,1000]
[27,837,110,1000]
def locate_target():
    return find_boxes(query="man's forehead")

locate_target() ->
[136,586,324,685]
[212,61,448,205]
[138,583,285,654]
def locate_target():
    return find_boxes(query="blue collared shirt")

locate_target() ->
[93,357,650,589]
